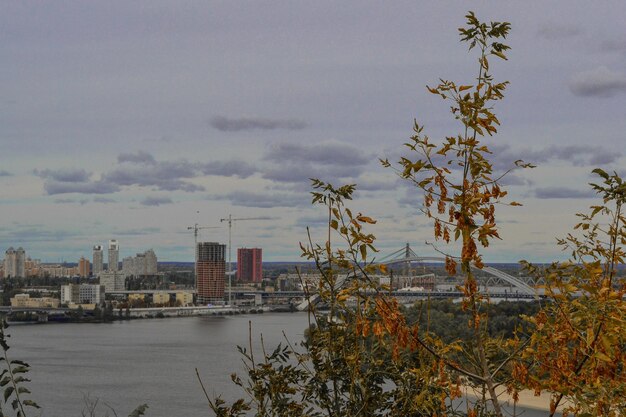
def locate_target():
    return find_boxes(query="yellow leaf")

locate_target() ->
[458,85,472,91]
[492,50,507,60]
[357,215,377,224]
[601,334,613,353]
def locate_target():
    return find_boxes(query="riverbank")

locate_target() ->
[5,305,282,324]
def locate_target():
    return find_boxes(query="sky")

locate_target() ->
[1,1,625,263]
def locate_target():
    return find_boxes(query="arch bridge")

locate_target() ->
[297,244,536,311]
[378,244,535,295]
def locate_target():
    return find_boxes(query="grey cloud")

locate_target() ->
[490,143,621,171]
[260,140,370,185]
[0,170,11,177]
[116,227,161,235]
[140,196,173,206]
[220,191,307,208]
[569,67,626,98]
[600,39,626,53]
[295,215,331,228]
[354,177,397,191]
[263,162,362,184]
[34,168,91,183]
[397,194,421,209]
[44,180,120,195]
[93,197,116,204]
[103,159,205,192]
[0,227,77,243]
[201,160,257,178]
[588,149,619,165]
[534,187,596,199]
[537,23,583,40]
[118,151,156,165]
[210,115,308,132]
[53,198,89,206]
[38,153,257,195]
[498,174,533,187]
[265,141,371,166]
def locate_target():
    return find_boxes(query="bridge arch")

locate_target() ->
[380,256,535,295]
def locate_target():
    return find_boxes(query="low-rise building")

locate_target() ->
[176,291,194,306]
[128,293,145,302]
[10,294,60,309]
[153,292,170,305]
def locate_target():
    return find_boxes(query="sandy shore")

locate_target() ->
[462,385,562,414]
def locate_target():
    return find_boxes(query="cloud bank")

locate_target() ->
[534,187,596,199]
[37,151,258,195]
[569,67,626,98]
[210,116,308,132]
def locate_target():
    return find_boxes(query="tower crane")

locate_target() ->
[219,214,271,306]
[186,224,220,291]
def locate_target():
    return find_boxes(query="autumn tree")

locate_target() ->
[519,170,626,416]
[379,11,528,417]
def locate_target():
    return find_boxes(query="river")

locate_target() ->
[9,313,310,417]
[8,313,555,417]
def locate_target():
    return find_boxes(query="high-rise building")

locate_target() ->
[108,240,119,272]
[93,245,104,276]
[144,249,157,275]
[3,248,15,278]
[4,247,26,278]
[78,257,90,278]
[236,248,262,283]
[121,249,158,277]
[196,242,226,304]
[122,256,135,275]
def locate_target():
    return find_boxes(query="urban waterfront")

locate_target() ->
[9,313,310,417]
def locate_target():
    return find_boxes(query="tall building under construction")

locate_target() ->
[196,242,226,304]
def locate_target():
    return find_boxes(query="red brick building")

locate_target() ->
[236,248,262,283]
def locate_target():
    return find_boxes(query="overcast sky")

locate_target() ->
[1,1,625,263]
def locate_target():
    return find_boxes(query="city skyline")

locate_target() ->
[1,2,625,263]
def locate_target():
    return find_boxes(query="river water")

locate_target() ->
[9,313,310,417]
[8,313,553,417]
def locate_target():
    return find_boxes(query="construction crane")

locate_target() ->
[186,223,220,291]
[220,214,271,306]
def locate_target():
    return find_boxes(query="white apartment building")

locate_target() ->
[122,249,157,277]
[61,284,105,305]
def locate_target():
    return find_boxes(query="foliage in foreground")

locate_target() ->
[207,11,626,417]
[521,170,626,417]
[0,320,39,417]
